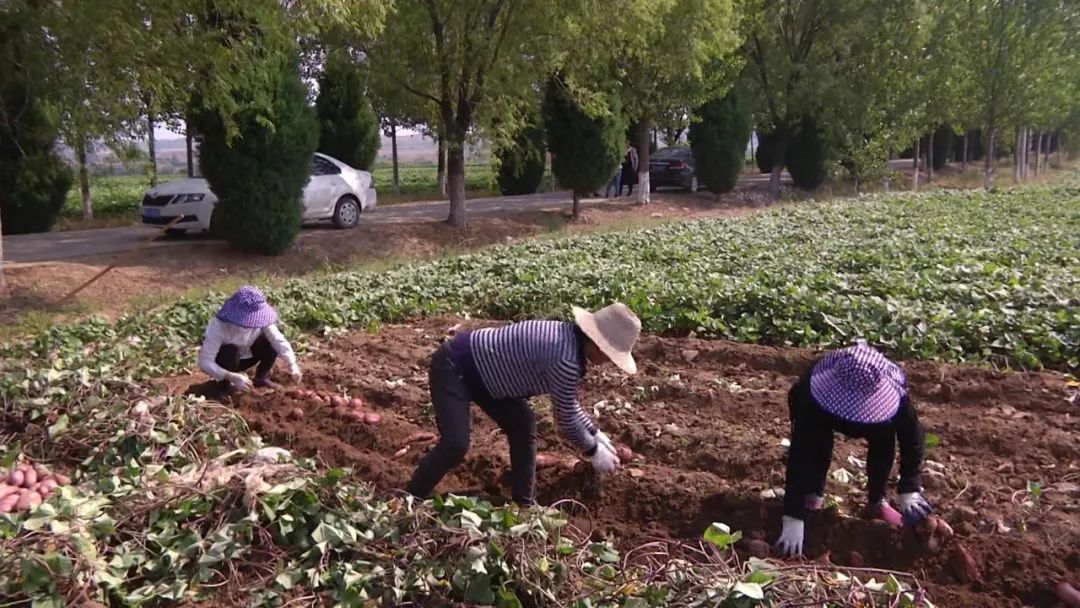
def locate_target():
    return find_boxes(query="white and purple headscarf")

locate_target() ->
[216,286,278,329]
[810,342,906,424]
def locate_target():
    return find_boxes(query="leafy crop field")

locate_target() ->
[1,182,1078,606]
[60,174,173,221]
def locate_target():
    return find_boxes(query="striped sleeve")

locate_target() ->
[547,355,598,453]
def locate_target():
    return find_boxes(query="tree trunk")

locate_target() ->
[390,121,400,195]
[769,134,786,200]
[1013,127,1023,183]
[1057,131,1063,166]
[572,190,580,218]
[635,119,651,205]
[147,113,158,187]
[445,138,467,228]
[1034,131,1042,176]
[437,135,448,198]
[961,133,969,170]
[1044,132,1051,169]
[77,136,93,221]
[0,211,6,291]
[927,132,935,182]
[911,137,920,191]
[186,126,195,177]
[984,126,995,189]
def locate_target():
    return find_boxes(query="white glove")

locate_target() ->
[590,432,620,473]
[775,516,805,556]
[224,372,253,392]
[898,492,932,525]
[594,431,616,453]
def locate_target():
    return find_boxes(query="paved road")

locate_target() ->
[3,171,793,264]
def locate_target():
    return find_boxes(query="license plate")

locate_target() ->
[144,208,160,218]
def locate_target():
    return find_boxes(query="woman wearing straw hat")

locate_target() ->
[775,341,932,556]
[198,286,302,398]
[406,303,641,506]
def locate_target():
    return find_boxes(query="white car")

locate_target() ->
[140,152,377,235]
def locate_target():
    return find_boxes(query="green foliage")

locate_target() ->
[786,117,828,190]
[316,53,381,171]
[0,23,73,235]
[543,79,625,198]
[191,56,318,255]
[690,86,752,195]
[495,112,547,196]
[755,130,777,173]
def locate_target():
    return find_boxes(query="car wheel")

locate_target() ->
[688,176,699,193]
[164,228,187,237]
[332,195,361,229]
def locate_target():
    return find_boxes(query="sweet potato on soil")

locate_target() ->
[535,454,559,469]
[948,544,982,583]
[1057,582,1080,608]
[363,412,382,424]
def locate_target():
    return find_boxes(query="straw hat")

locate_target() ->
[572,303,641,374]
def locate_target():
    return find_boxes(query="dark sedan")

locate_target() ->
[648,146,698,192]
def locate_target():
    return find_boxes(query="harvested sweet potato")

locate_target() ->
[615,445,634,462]
[7,470,24,488]
[535,454,559,469]
[36,479,58,497]
[0,484,18,501]
[1056,581,1080,608]
[330,395,347,408]
[344,410,365,423]
[16,491,41,511]
[363,412,382,424]
[404,431,437,444]
[573,460,589,474]
[393,446,410,458]
[288,407,305,420]
[0,495,17,513]
[53,473,71,485]
[747,539,771,559]
[350,398,365,409]
[948,544,981,583]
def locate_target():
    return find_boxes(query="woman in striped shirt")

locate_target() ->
[406,303,641,506]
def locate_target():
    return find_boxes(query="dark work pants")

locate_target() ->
[784,392,896,519]
[406,343,539,505]
[216,335,278,379]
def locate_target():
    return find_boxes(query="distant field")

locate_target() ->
[56,164,540,230]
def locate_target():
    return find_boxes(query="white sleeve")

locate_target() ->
[263,324,300,375]
[198,319,229,381]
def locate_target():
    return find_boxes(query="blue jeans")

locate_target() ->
[605,172,622,197]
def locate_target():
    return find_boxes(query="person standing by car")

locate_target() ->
[775,341,933,556]
[620,141,639,197]
[198,286,302,398]
[405,303,641,506]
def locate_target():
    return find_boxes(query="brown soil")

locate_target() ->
[159,318,1080,607]
[0,192,765,324]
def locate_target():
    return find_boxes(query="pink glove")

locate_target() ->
[874,501,903,527]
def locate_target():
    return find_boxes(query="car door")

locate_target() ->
[302,156,340,220]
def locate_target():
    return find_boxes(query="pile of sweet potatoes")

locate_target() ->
[0,464,71,513]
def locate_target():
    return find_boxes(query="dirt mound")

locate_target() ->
[174,319,1079,607]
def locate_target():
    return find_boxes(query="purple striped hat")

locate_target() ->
[810,343,906,424]
[216,286,278,328]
